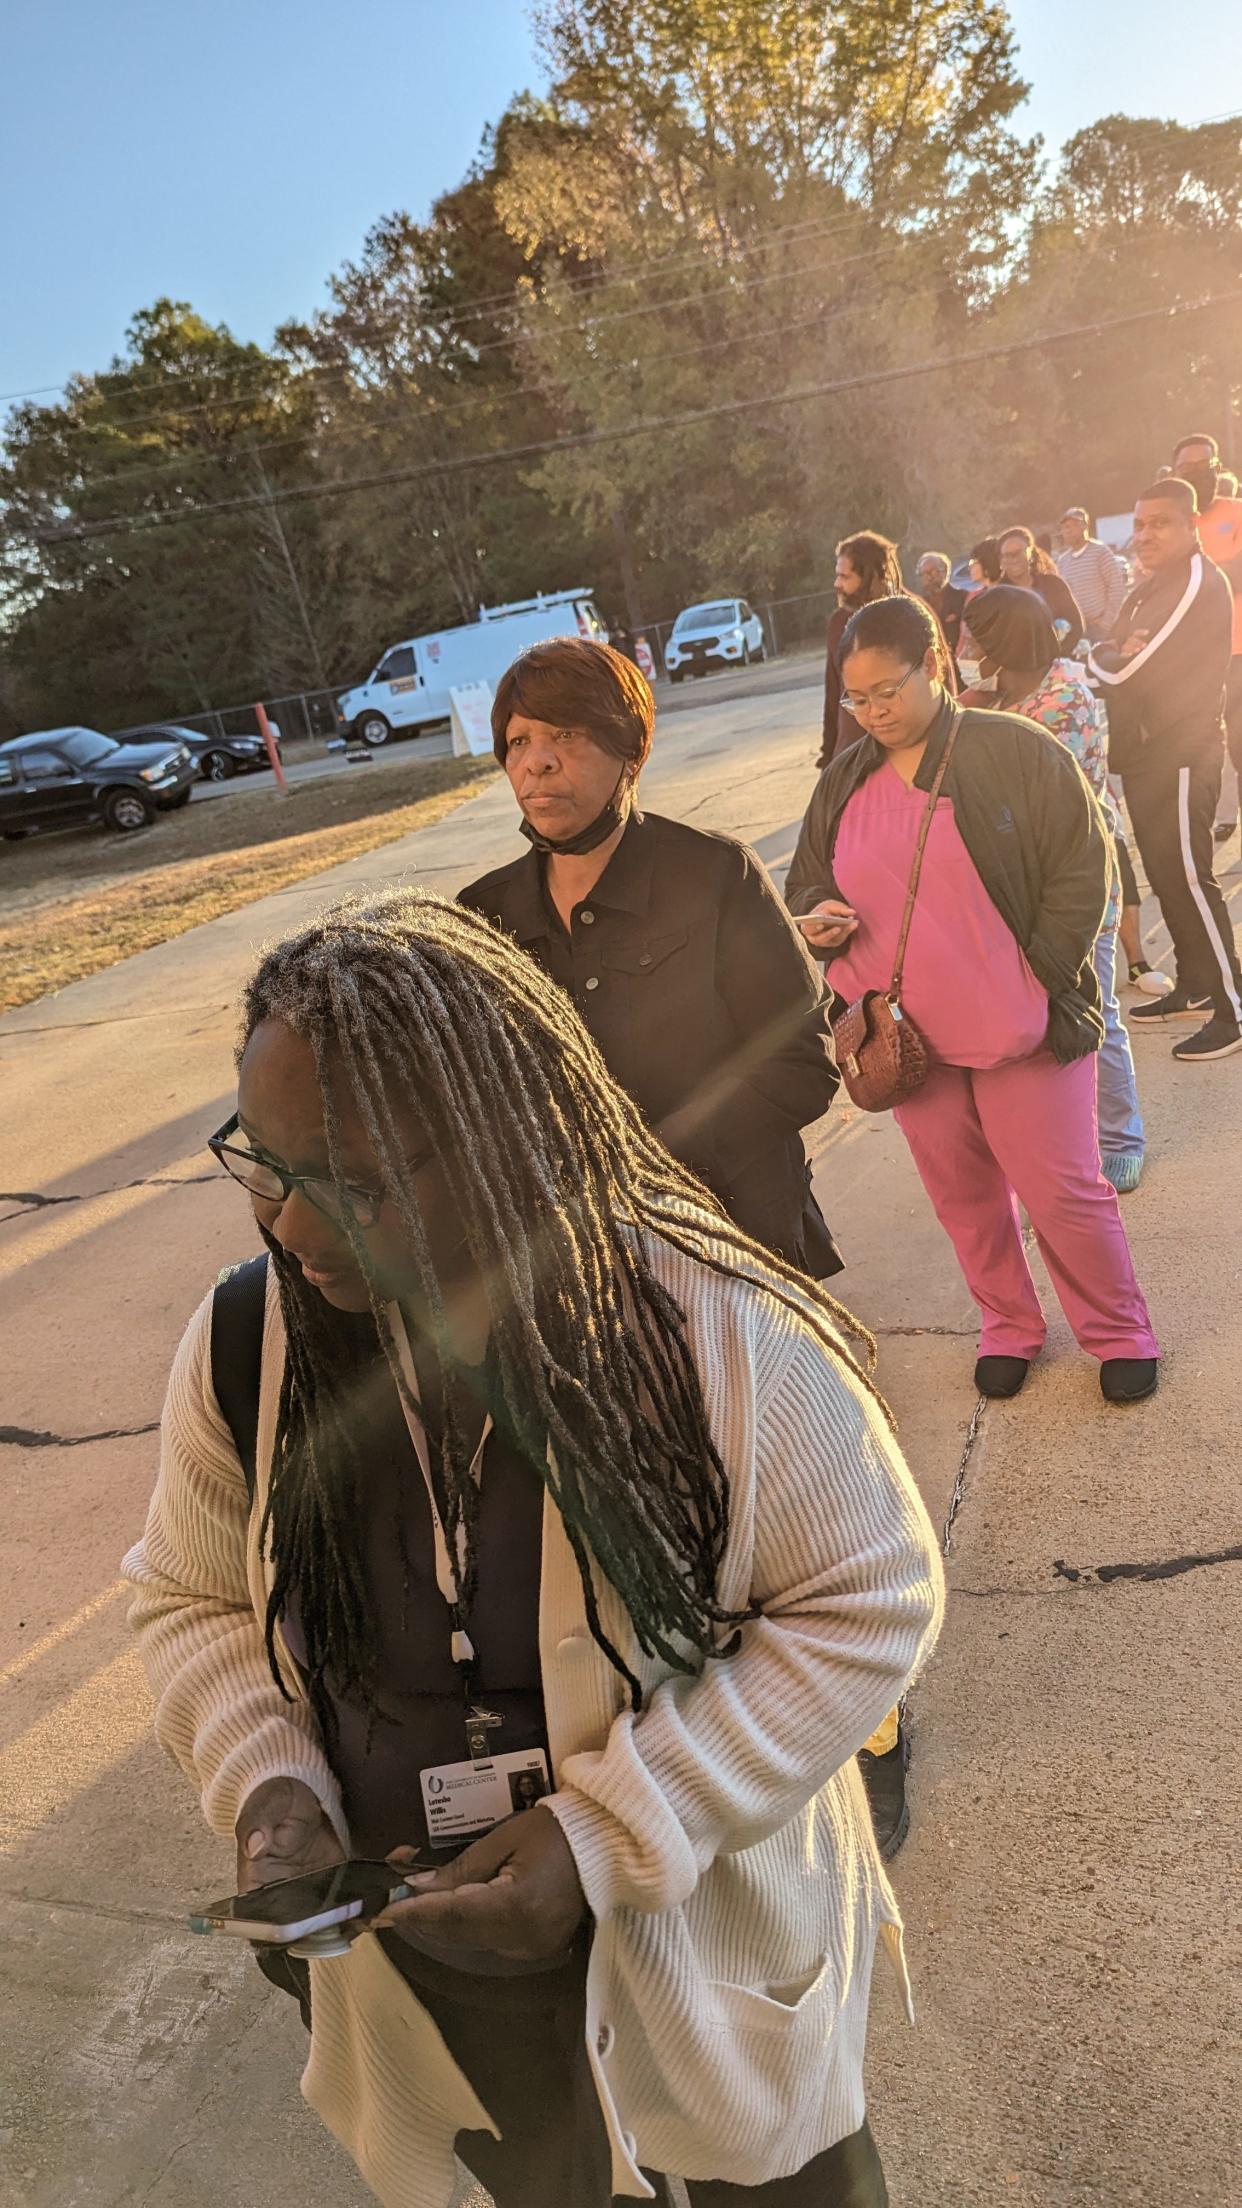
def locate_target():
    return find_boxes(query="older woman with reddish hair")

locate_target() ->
[460,635,842,1278]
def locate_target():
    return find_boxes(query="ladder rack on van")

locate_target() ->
[477,591,594,623]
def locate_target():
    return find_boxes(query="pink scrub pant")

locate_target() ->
[894,1051,1158,1362]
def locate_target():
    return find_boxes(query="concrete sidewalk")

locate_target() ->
[2,669,1239,2206]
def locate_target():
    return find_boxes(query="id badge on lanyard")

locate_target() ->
[388,1309,552,1843]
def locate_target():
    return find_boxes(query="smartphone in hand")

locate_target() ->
[797,907,856,937]
[189,1860,412,1945]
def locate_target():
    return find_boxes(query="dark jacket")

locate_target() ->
[1088,550,1232,773]
[820,591,957,768]
[786,695,1111,1063]
[918,582,968,656]
[1030,569,1084,654]
[461,811,842,1275]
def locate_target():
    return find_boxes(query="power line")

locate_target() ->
[15,223,953,502]
[6,209,892,447]
[0,208,846,408]
[8,102,1239,421]
[39,290,1240,548]
[21,118,1242,504]
[0,207,879,416]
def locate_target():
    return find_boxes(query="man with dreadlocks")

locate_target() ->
[124,890,942,2208]
[820,532,957,768]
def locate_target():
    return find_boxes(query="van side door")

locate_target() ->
[372,645,421,727]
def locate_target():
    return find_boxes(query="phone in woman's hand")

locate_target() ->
[797,905,858,943]
[189,1860,412,1946]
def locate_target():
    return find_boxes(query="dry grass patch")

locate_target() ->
[2,755,497,1011]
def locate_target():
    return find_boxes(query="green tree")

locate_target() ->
[491,0,1036,621]
[0,300,335,733]
[982,115,1242,523]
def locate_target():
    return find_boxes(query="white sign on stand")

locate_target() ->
[449,681,495,759]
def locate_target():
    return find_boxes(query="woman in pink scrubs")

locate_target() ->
[788,595,1158,1406]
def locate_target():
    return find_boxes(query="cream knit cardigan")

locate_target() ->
[123,1234,943,2206]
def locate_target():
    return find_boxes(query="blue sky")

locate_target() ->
[2,0,1237,402]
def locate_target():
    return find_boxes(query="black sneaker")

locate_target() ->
[858,1721,910,1862]
[1171,1016,1242,1062]
[1100,1358,1159,1404]
[1129,990,1211,1026]
[1214,819,1237,844]
[974,1354,1030,1399]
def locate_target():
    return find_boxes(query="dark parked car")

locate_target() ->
[0,727,196,838]
[115,719,280,782]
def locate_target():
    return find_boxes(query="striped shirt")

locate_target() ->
[1057,539,1127,634]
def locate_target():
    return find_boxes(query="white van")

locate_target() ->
[336,590,607,745]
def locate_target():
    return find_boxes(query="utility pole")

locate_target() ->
[610,503,645,634]
[253,452,331,694]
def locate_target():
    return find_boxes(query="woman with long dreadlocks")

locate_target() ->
[124,890,942,2208]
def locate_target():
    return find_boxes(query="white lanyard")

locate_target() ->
[388,1305,491,1668]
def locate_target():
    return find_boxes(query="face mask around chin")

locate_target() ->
[958,660,997,692]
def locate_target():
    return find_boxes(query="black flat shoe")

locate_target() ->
[858,1722,910,1863]
[975,1355,1030,1399]
[1100,1357,1159,1403]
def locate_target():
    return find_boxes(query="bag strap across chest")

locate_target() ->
[889,718,959,1000]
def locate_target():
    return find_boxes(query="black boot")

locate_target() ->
[858,1718,910,1862]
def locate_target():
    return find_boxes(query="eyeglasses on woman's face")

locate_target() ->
[842,664,919,719]
[206,1113,433,1229]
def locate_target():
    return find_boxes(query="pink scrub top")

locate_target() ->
[831,761,1049,1069]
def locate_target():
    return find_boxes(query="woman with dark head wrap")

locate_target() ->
[964,585,1145,1193]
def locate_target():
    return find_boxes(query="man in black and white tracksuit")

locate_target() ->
[1090,477,1242,1063]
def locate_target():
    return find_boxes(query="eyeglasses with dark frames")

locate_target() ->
[206,1113,433,1229]
[841,663,920,719]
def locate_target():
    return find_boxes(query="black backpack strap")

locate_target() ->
[210,1253,312,2029]
[210,1254,269,1501]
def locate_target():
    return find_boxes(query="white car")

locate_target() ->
[664,598,766,682]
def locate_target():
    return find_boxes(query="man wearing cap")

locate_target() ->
[1057,508,1128,641]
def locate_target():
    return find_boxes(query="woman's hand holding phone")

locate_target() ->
[798,900,859,951]
[373,1807,586,1962]
[235,1775,344,1895]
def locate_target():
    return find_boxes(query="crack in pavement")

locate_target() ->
[678,760,790,819]
[875,1324,977,1339]
[1,1420,159,1450]
[1052,1542,1242,1586]
[0,1190,78,1211]
[0,1170,218,1222]
[0,997,231,1038]
[942,1395,987,1556]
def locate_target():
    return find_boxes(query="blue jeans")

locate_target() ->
[1094,927,1145,1161]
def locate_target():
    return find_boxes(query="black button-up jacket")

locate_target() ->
[460,811,841,1275]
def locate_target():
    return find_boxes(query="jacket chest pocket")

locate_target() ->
[600,927,689,979]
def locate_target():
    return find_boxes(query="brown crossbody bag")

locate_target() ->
[829,723,958,1113]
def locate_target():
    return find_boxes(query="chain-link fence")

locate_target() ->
[169,592,834,745]
[167,686,344,749]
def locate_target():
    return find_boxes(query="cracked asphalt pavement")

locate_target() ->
[1,663,1239,2207]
